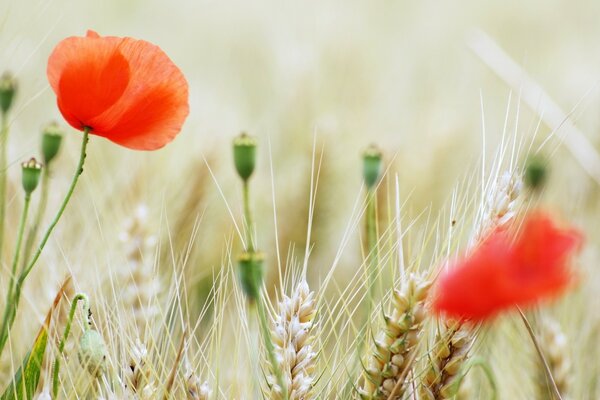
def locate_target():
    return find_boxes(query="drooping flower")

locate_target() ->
[47,30,189,150]
[431,211,582,321]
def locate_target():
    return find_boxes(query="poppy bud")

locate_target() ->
[21,158,42,195]
[238,251,264,302]
[0,72,17,115]
[78,329,108,378]
[363,144,382,189]
[525,155,547,191]
[41,122,64,165]
[233,133,257,181]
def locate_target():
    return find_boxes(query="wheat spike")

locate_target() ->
[420,322,475,399]
[119,204,160,334]
[123,339,157,397]
[472,171,522,244]
[537,318,571,400]
[359,274,431,399]
[268,279,317,399]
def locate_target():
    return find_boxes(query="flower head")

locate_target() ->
[47,30,189,150]
[431,211,582,321]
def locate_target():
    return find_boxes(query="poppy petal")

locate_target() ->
[86,37,189,150]
[47,31,189,150]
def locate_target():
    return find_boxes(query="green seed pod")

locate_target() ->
[21,158,42,195]
[525,155,547,191]
[78,329,108,378]
[233,133,257,181]
[363,144,382,189]
[41,122,64,165]
[0,72,17,115]
[238,251,264,302]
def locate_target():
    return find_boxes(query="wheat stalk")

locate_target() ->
[267,279,317,399]
[358,274,431,399]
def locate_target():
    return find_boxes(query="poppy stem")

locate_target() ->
[518,307,563,400]
[366,187,378,307]
[21,166,50,270]
[0,192,31,352]
[52,293,90,398]
[0,128,90,355]
[0,112,9,262]
[243,179,254,252]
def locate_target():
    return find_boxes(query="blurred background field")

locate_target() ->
[1,0,600,398]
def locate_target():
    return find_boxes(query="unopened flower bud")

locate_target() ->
[233,133,257,181]
[78,329,108,378]
[363,144,382,189]
[41,122,64,164]
[238,251,264,302]
[21,158,42,195]
[525,155,547,191]
[0,72,17,115]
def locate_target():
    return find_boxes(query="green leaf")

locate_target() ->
[1,276,71,400]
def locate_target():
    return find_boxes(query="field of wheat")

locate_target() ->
[1,0,599,399]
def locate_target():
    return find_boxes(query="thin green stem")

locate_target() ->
[21,166,50,269]
[0,192,31,350]
[256,297,288,400]
[366,189,378,307]
[7,193,30,300]
[0,113,9,261]
[0,128,90,355]
[243,179,254,252]
[52,293,90,398]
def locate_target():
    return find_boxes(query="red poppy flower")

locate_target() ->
[431,212,582,321]
[47,30,189,150]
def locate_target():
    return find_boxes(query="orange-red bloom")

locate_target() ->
[47,30,189,150]
[431,212,582,321]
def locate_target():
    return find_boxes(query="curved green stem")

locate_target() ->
[0,113,9,261]
[21,166,50,269]
[52,293,90,398]
[0,128,90,355]
[21,127,89,281]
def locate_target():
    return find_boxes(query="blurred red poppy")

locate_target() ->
[432,212,582,321]
[47,30,189,150]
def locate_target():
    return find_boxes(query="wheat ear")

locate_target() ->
[119,204,160,335]
[359,274,431,399]
[268,279,317,399]
[537,318,571,400]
